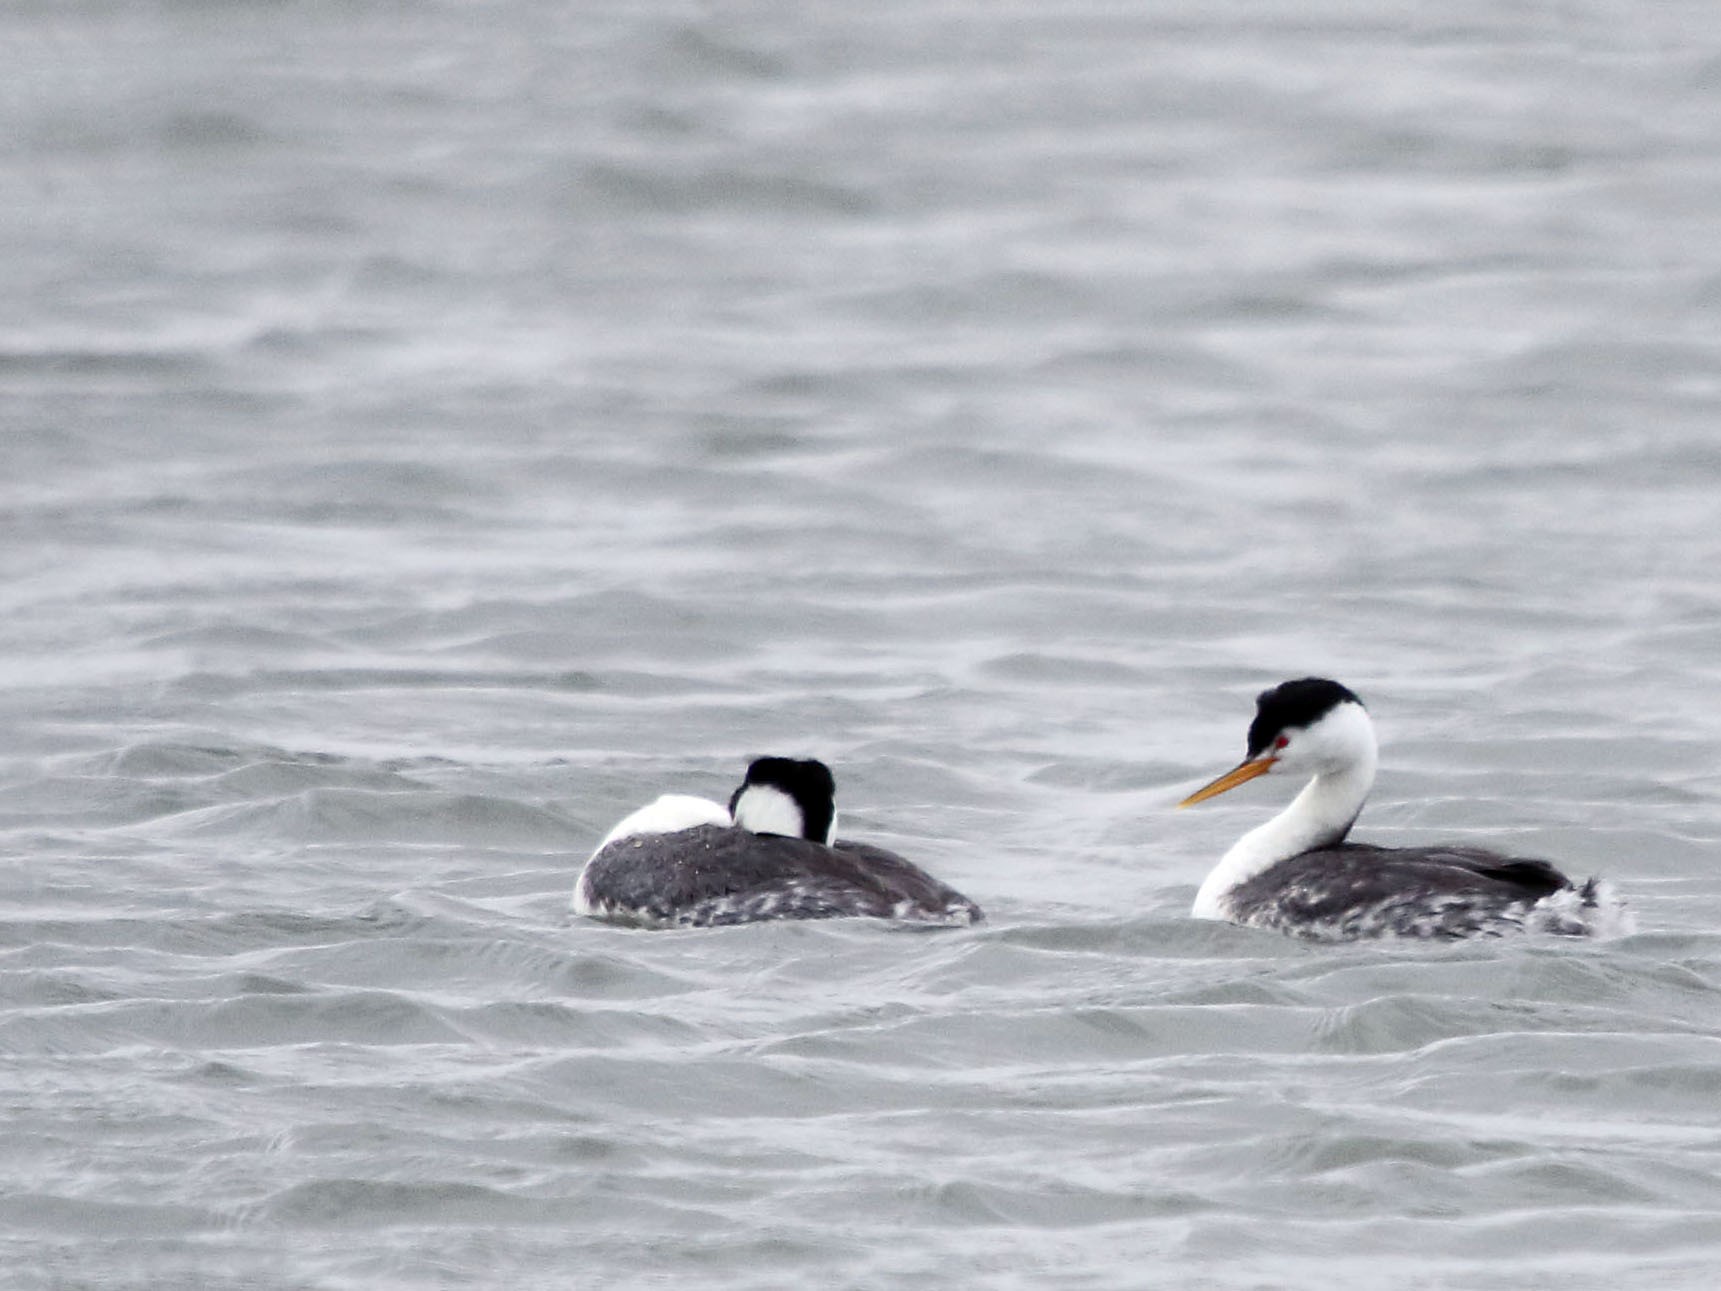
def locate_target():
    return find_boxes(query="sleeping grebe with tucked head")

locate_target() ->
[1179,678,1632,941]
[573,756,981,929]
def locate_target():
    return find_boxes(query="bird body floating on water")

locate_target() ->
[1179,678,1632,941]
[574,756,982,929]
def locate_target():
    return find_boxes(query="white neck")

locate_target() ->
[1191,704,1379,920]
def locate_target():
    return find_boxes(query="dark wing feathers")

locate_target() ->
[1227,842,1579,940]
[583,824,981,926]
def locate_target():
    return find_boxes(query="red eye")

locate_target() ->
[1273,735,1289,751]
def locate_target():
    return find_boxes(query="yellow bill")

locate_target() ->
[1178,756,1276,807]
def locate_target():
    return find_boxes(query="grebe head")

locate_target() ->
[729,756,838,843]
[1181,677,1374,805]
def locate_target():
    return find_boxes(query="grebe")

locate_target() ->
[1178,678,1631,941]
[573,756,982,928]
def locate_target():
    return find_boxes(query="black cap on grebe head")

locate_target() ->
[1182,677,1373,809]
[729,756,837,843]
[1246,678,1364,758]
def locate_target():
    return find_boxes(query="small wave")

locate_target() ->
[257,1178,532,1228]
[575,160,870,218]
[142,786,580,850]
[0,987,464,1054]
[0,1193,214,1237]
[1312,993,1506,1056]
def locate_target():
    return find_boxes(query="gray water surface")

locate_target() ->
[6,2,1721,1288]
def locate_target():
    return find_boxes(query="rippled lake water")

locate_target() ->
[6,2,1721,1287]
